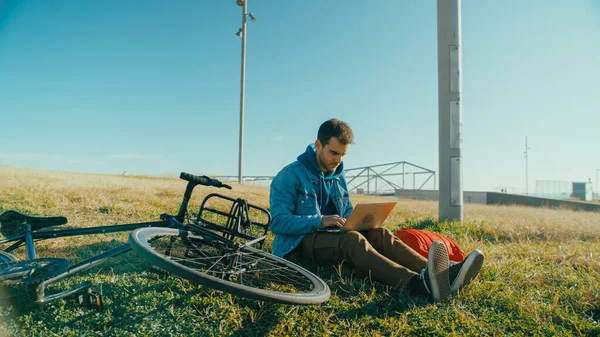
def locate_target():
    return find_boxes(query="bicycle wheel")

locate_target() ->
[0,258,69,285]
[129,228,330,305]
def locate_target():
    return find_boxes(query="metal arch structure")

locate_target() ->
[343,161,436,196]
[213,161,436,193]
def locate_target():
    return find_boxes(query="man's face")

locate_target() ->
[315,137,349,173]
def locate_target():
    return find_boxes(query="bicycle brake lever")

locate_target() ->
[221,184,232,190]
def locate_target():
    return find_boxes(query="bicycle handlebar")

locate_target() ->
[179,172,232,190]
[175,172,231,222]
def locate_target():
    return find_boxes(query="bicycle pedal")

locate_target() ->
[77,291,104,310]
[90,291,104,310]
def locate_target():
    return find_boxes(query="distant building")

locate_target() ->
[535,180,593,201]
[572,182,593,201]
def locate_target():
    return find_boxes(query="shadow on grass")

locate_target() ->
[1,266,228,333]
[0,240,142,315]
[286,255,431,316]
[1,253,296,336]
[3,234,431,335]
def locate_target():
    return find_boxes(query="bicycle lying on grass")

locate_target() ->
[0,172,330,310]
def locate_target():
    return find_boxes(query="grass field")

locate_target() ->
[0,166,599,336]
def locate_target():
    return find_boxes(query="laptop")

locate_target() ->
[318,201,397,232]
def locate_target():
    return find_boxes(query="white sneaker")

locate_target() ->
[449,250,485,293]
[422,241,451,302]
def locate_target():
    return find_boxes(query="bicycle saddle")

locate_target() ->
[0,210,68,237]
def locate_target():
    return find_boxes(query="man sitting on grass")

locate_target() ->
[268,118,484,302]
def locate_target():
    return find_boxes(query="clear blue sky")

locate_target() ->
[1,0,599,192]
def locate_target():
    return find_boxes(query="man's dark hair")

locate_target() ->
[317,118,354,145]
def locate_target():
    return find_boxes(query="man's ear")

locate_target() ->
[315,139,322,151]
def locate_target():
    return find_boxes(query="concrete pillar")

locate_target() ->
[437,0,463,222]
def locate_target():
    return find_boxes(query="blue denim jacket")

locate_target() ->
[269,148,353,257]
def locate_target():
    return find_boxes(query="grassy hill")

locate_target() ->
[0,167,599,336]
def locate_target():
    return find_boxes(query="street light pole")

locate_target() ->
[234,1,257,185]
[237,0,248,185]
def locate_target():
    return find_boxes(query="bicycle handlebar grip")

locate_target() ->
[179,172,230,189]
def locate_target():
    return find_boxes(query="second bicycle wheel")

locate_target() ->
[0,251,19,264]
[0,258,69,285]
[129,228,330,305]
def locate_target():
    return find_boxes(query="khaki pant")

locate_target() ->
[298,228,427,288]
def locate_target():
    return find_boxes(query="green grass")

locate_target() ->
[0,167,599,336]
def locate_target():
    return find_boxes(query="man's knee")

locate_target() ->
[372,227,392,236]
[340,230,366,247]
[368,227,394,241]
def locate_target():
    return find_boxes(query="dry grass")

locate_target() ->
[1,166,599,336]
[3,166,598,242]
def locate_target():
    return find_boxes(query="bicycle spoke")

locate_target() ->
[148,236,314,292]
[130,228,330,304]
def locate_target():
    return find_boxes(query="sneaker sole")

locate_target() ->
[427,241,450,302]
[450,250,484,293]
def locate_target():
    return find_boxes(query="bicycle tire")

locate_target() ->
[129,228,330,305]
[0,251,19,264]
[0,258,69,285]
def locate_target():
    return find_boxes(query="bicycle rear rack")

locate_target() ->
[194,193,271,249]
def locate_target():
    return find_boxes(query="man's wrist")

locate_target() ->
[315,215,323,230]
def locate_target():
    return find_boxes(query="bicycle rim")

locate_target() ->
[129,228,330,305]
